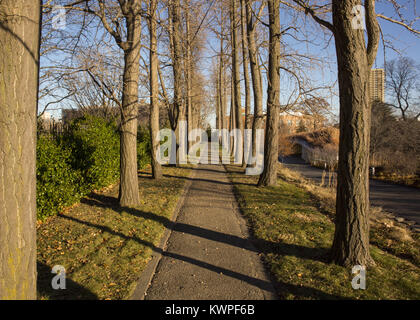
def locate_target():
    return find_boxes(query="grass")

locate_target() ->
[373,173,420,189]
[226,164,420,300]
[36,165,192,300]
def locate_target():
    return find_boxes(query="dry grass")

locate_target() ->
[294,127,339,148]
[37,165,192,300]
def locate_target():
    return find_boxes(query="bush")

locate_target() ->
[36,135,83,220]
[62,116,120,190]
[36,116,121,220]
[137,125,151,170]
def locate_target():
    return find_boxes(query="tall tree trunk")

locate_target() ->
[240,0,251,167]
[219,7,227,144]
[0,0,41,299]
[169,0,185,165]
[184,1,193,150]
[119,13,141,206]
[245,0,263,163]
[216,62,221,131]
[240,0,251,131]
[149,0,163,179]
[230,0,243,162]
[258,0,280,186]
[330,0,379,267]
[230,76,236,154]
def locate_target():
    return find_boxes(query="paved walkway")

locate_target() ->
[142,164,276,300]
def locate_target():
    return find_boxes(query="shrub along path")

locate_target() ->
[138,164,277,300]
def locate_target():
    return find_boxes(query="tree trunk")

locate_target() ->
[119,13,141,206]
[149,0,162,179]
[230,0,243,162]
[240,0,251,168]
[258,0,280,187]
[330,0,379,267]
[169,0,185,165]
[245,0,263,164]
[184,2,193,150]
[230,76,236,154]
[240,0,251,131]
[216,63,221,131]
[219,11,227,143]
[0,0,41,299]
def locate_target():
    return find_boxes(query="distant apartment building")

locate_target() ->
[369,69,385,103]
[226,109,325,134]
[279,111,326,134]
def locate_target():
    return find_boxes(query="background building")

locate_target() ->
[369,69,385,102]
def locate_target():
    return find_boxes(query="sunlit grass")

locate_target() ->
[226,164,420,300]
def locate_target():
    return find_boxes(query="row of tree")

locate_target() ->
[0,0,419,299]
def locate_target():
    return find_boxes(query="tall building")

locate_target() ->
[369,69,385,102]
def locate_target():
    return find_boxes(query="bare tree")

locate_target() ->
[245,0,264,164]
[386,56,420,120]
[240,0,251,132]
[169,0,185,164]
[258,0,281,186]
[0,0,41,299]
[230,0,244,161]
[65,0,144,206]
[148,0,163,178]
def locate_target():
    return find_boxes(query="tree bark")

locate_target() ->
[240,0,251,131]
[149,0,163,179]
[330,0,379,267]
[119,12,141,206]
[169,0,185,165]
[218,6,227,143]
[0,0,41,299]
[230,0,243,162]
[258,0,280,187]
[245,0,263,163]
[184,1,193,150]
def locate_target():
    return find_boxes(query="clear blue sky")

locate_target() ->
[41,1,419,123]
[278,0,420,117]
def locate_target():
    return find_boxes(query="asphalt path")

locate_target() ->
[143,164,276,300]
[280,156,420,227]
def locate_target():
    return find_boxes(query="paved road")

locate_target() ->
[280,156,420,227]
[144,164,276,300]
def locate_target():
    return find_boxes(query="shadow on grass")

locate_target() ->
[37,261,98,300]
[78,190,339,299]
[82,193,329,263]
[60,210,341,299]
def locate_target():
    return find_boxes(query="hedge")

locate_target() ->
[36,116,151,221]
[36,135,84,220]
[61,116,120,191]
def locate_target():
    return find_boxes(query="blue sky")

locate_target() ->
[278,1,420,117]
[40,1,419,124]
[202,1,419,127]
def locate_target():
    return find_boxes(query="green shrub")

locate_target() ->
[36,135,83,220]
[36,116,121,220]
[137,125,151,170]
[63,116,120,190]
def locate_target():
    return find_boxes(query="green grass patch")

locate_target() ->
[226,164,420,300]
[37,165,191,300]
